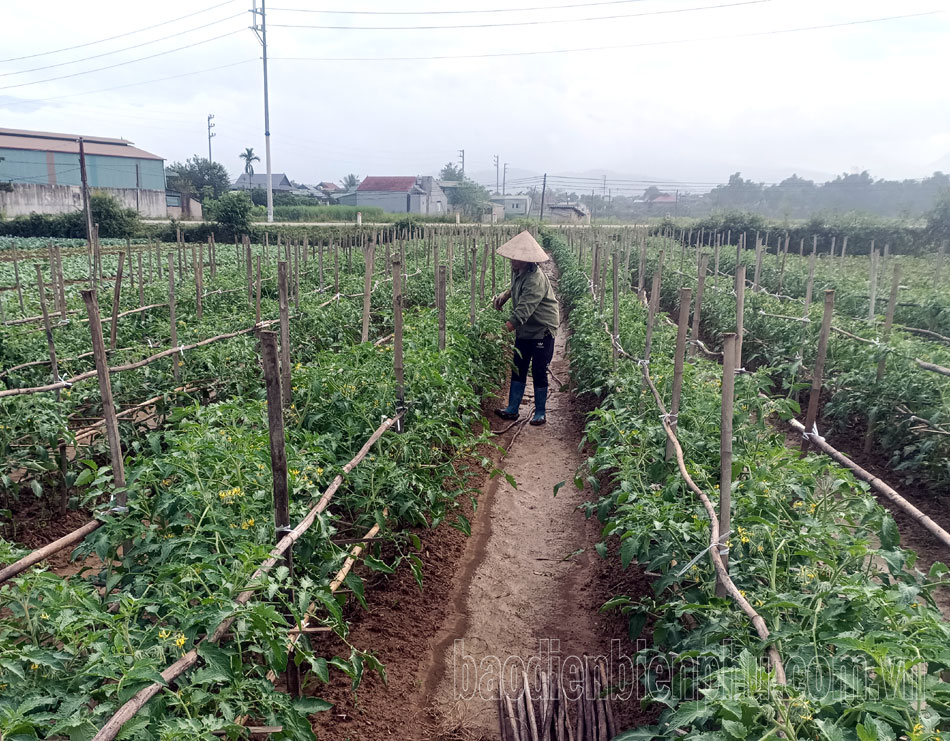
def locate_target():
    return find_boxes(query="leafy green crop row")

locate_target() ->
[632,240,950,491]
[0,243,509,739]
[546,231,950,741]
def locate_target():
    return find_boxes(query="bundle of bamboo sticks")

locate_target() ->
[498,657,618,741]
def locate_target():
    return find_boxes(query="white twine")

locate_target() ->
[677,529,732,577]
[178,344,186,356]
[803,422,825,444]
[56,375,73,389]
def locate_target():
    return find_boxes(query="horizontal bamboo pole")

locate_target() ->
[91,414,402,741]
[791,417,950,552]
[0,519,102,584]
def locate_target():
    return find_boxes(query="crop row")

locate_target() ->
[0,243,508,738]
[623,239,950,492]
[546,230,950,741]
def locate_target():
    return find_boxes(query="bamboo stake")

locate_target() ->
[801,290,835,456]
[393,259,406,433]
[716,333,736,597]
[168,254,179,382]
[864,267,900,455]
[868,246,879,321]
[666,287,691,461]
[35,265,68,514]
[136,251,144,307]
[470,244,477,326]
[258,330,301,697]
[255,255,262,325]
[277,262,291,408]
[523,671,541,741]
[804,249,817,315]
[734,265,746,369]
[689,254,708,358]
[437,265,447,351]
[109,251,125,351]
[81,290,126,497]
[12,247,25,315]
[611,253,620,370]
[361,240,375,343]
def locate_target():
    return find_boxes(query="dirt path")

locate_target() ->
[422,265,642,739]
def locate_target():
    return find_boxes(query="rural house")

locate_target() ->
[336,176,448,215]
[0,127,167,218]
[546,202,590,224]
[491,194,532,219]
[231,172,294,191]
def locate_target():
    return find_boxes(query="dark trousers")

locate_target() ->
[512,334,555,389]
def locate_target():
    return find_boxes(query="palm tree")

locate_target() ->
[340,173,360,191]
[239,147,260,176]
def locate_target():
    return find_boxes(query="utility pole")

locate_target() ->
[207,114,215,162]
[78,138,94,255]
[251,0,274,223]
[503,163,508,196]
[493,154,499,194]
[458,149,465,177]
[539,173,547,224]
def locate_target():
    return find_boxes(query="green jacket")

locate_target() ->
[509,266,560,339]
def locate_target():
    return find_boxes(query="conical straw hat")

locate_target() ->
[496,230,549,263]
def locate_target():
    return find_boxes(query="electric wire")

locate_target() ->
[270,0,772,31]
[1,60,257,108]
[0,0,238,64]
[0,30,247,92]
[0,13,246,78]
[271,10,941,61]
[271,0,660,15]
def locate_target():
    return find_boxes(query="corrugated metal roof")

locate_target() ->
[0,127,163,161]
[358,176,417,193]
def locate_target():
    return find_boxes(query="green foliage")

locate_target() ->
[340,174,361,190]
[251,204,386,223]
[239,147,260,175]
[205,191,253,235]
[0,193,139,239]
[545,230,950,741]
[0,237,509,737]
[925,189,950,244]
[165,156,231,201]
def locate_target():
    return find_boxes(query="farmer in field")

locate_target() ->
[492,230,560,426]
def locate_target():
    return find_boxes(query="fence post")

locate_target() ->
[716,333,736,597]
[195,242,203,321]
[257,329,301,697]
[864,267,900,454]
[801,290,835,456]
[109,251,125,351]
[666,287,692,461]
[278,262,292,408]
[361,239,375,343]
[643,273,661,365]
[637,236,647,295]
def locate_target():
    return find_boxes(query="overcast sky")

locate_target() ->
[2,0,948,193]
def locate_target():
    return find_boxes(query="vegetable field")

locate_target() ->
[546,227,950,740]
[0,226,513,739]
